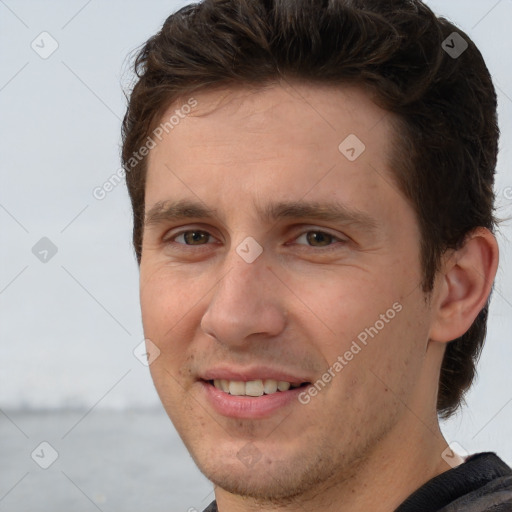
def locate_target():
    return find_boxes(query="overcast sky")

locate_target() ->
[1,0,512,464]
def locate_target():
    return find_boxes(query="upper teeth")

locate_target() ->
[213,379,300,396]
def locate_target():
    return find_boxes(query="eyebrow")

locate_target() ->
[144,199,378,232]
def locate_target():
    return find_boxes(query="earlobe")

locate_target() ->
[429,228,499,343]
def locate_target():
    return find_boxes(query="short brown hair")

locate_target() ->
[121,0,499,420]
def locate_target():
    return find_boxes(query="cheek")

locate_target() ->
[289,271,425,394]
[286,269,400,347]
[139,266,203,361]
[140,264,196,328]
[140,270,204,415]
[341,298,430,411]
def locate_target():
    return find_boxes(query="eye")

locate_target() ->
[294,230,343,247]
[169,230,215,245]
[164,228,345,250]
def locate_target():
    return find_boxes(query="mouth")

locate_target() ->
[200,378,312,419]
[206,378,311,397]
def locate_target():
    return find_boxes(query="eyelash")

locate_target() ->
[164,228,346,250]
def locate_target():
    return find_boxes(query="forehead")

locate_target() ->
[144,81,402,219]
[154,81,393,148]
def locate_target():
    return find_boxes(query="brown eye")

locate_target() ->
[300,231,336,247]
[307,232,333,246]
[176,231,211,245]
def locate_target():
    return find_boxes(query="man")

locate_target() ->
[121,0,512,510]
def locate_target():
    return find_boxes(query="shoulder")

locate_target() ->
[440,453,512,512]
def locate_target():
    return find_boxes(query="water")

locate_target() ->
[0,409,214,512]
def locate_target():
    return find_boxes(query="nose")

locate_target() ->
[200,250,287,348]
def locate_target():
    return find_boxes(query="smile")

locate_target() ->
[210,378,307,397]
[201,379,312,419]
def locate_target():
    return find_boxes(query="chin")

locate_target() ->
[191,440,340,503]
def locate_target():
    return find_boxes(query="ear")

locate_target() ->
[429,228,499,343]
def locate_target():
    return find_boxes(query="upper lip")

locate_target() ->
[200,366,312,384]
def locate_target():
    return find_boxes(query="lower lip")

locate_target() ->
[201,381,306,419]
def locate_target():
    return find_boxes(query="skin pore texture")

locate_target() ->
[139,81,498,512]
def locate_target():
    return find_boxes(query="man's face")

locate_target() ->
[139,83,440,500]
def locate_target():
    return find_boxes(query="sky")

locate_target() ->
[1,0,512,467]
